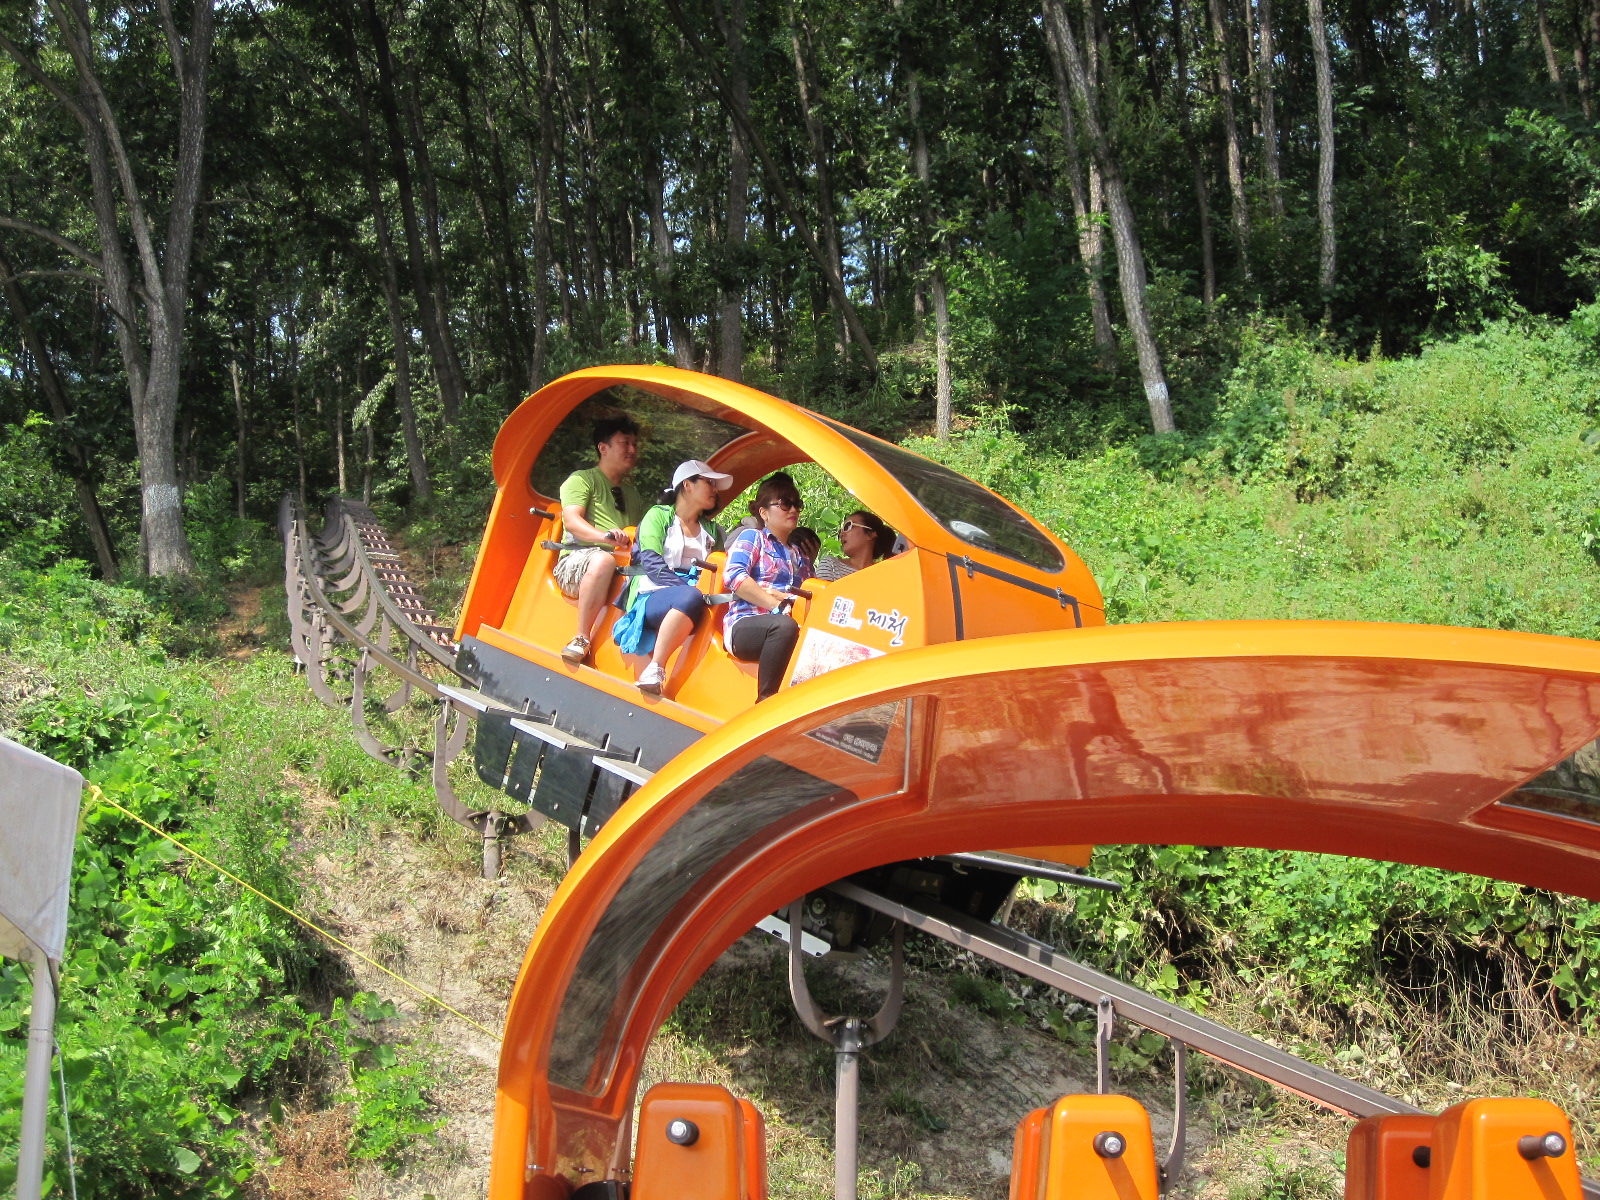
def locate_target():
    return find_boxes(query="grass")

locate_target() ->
[922,317,1600,636]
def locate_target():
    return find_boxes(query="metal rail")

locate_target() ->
[828,879,1600,1199]
[828,879,1416,1120]
[280,495,538,876]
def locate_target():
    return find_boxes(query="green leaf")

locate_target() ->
[174,1147,202,1175]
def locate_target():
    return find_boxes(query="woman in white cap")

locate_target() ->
[616,459,734,695]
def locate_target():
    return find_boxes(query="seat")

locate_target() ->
[632,1082,766,1200]
[1009,1094,1160,1200]
[1428,1097,1580,1200]
[1345,1113,1433,1200]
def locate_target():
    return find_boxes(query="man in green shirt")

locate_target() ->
[556,414,646,664]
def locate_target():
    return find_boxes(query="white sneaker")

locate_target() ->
[637,662,666,695]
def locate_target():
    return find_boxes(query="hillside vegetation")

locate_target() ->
[4,316,1600,1195]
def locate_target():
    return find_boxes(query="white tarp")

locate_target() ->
[0,734,83,964]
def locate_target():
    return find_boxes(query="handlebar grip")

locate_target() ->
[541,539,621,552]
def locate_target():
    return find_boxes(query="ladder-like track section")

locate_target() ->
[280,495,538,876]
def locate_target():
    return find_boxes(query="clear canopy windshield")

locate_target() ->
[815,417,1065,572]
[529,387,754,502]
[549,698,916,1095]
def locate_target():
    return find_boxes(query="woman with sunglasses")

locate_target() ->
[723,474,814,701]
[616,460,734,695]
[815,511,895,581]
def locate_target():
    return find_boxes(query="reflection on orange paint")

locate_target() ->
[1431,1098,1581,1200]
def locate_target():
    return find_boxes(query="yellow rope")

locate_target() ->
[87,785,501,1042]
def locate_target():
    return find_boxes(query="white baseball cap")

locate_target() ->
[672,459,735,491]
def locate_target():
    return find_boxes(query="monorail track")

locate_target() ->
[281,494,541,877]
[281,495,1599,1198]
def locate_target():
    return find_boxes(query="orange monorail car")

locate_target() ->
[453,365,1098,882]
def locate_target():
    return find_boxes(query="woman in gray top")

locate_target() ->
[815,510,895,581]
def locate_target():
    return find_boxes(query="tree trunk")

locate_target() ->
[1590,0,1600,116]
[1309,0,1337,301]
[643,152,694,369]
[1208,0,1252,279]
[458,76,528,390]
[229,359,247,519]
[719,0,749,382]
[363,422,375,505]
[790,12,848,351]
[349,71,433,499]
[532,62,555,387]
[1576,5,1594,117]
[401,62,459,400]
[910,82,955,436]
[893,0,956,434]
[335,393,347,496]
[1173,0,1217,307]
[0,238,119,579]
[661,0,878,372]
[1536,0,1564,91]
[20,0,213,576]
[356,0,466,425]
[288,310,308,517]
[1041,12,1117,364]
[1040,0,1175,434]
[1256,0,1284,217]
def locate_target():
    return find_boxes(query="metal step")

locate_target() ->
[755,914,830,957]
[438,683,518,715]
[509,717,634,759]
[593,756,654,788]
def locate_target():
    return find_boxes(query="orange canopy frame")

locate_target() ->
[489,619,1600,1196]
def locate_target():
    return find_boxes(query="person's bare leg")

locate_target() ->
[575,554,614,638]
[649,609,695,669]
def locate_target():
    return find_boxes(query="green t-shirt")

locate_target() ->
[558,467,646,552]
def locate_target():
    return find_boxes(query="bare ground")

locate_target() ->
[274,791,1350,1200]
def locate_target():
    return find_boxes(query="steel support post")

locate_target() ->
[17,944,57,1199]
[833,1017,864,1200]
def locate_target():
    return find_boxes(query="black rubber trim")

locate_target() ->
[947,554,1084,628]
[947,555,966,641]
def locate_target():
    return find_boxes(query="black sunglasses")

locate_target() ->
[763,497,802,512]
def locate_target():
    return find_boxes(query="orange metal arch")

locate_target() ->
[489,619,1600,1196]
